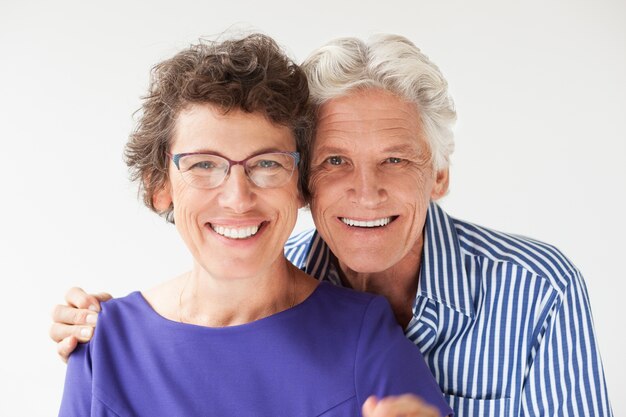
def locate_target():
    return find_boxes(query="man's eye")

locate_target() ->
[385,157,403,164]
[326,156,344,166]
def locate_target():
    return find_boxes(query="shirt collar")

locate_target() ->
[419,202,475,318]
[303,202,475,319]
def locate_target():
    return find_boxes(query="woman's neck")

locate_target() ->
[178,259,297,327]
[145,257,316,328]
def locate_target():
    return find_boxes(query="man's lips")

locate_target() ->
[339,216,398,228]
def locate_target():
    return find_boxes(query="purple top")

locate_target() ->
[59,282,452,416]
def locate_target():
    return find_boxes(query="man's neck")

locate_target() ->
[336,242,423,329]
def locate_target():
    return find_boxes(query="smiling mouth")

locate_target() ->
[340,216,397,228]
[210,222,265,239]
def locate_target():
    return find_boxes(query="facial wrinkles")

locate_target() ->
[316,120,417,146]
[310,140,434,261]
[175,106,296,160]
[170,175,203,239]
[310,144,431,195]
[311,89,436,246]
[313,119,431,173]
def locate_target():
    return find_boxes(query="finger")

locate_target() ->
[57,336,78,363]
[94,292,113,303]
[51,304,98,326]
[362,396,379,417]
[49,322,94,344]
[64,287,103,311]
[371,395,440,417]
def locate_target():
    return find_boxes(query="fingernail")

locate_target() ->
[80,327,93,338]
[88,305,99,312]
[86,314,98,325]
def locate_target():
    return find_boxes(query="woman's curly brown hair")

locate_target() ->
[125,33,312,222]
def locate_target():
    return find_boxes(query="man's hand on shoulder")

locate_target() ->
[362,394,442,417]
[49,287,112,362]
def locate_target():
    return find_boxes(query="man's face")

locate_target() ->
[309,88,448,275]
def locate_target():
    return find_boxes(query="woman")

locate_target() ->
[58,34,451,417]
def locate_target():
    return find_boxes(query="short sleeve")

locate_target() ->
[354,296,452,417]
[58,342,93,416]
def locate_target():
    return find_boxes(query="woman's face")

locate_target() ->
[155,104,302,280]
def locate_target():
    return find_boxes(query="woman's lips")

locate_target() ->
[207,221,267,239]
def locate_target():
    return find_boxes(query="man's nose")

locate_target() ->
[348,164,388,207]
[217,165,256,213]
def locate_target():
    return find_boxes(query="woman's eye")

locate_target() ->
[191,161,215,170]
[326,156,343,166]
[257,160,280,169]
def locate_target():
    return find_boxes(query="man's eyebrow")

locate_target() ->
[314,143,422,156]
[379,144,420,154]
[312,145,349,155]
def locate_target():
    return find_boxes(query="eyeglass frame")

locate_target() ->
[167,150,301,189]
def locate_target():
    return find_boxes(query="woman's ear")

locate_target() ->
[152,183,173,212]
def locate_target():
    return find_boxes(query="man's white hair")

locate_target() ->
[302,34,456,171]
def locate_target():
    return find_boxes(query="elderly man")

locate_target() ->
[51,34,612,417]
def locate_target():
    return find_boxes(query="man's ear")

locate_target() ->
[153,182,173,212]
[431,168,450,201]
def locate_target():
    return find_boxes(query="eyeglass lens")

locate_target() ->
[177,152,297,189]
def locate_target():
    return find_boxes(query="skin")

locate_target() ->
[50,90,450,416]
[309,89,448,327]
[362,395,441,417]
[50,103,318,339]
[143,104,317,327]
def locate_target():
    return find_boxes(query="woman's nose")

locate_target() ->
[217,166,256,213]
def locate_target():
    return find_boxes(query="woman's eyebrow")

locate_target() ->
[178,146,285,157]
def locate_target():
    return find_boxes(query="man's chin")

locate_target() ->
[335,251,397,275]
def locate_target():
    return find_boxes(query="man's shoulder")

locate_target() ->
[451,216,579,291]
[285,228,316,248]
[284,228,317,268]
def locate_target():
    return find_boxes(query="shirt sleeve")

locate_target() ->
[58,342,93,417]
[521,268,613,416]
[354,296,453,417]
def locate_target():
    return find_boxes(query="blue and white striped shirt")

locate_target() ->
[285,202,612,417]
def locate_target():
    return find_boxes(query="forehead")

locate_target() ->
[314,89,426,152]
[171,104,295,154]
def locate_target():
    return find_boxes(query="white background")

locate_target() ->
[1,0,624,415]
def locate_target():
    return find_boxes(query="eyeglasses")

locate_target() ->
[168,151,300,189]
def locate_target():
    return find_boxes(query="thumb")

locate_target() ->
[362,395,379,417]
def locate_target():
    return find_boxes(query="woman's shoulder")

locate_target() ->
[303,282,393,326]
[89,292,153,347]
[315,281,387,306]
[98,292,146,320]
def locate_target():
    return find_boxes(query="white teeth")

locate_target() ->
[211,224,260,239]
[341,217,392,228]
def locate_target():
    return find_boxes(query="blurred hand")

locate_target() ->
[362,394,442,417]
[49,287,112,362]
